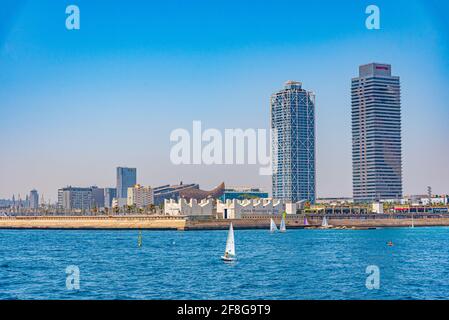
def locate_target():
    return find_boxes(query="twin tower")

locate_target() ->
[270,63,402,203]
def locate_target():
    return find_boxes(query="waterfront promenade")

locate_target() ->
[1,214,449,230]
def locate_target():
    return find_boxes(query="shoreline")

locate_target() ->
[1,215,449,230]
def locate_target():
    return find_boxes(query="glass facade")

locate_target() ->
[104,188,117,208]
[271,81,316,203]
[116,167,137,199]
[352,63,403,202]
[29,189,39,209]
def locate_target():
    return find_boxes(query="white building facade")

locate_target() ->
[217,199,286,219]
[164,198,213,216]
[127,184,154,208]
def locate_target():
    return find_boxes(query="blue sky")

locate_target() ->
[1,0,448,201]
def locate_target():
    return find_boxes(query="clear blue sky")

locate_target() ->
[1,0,448,201]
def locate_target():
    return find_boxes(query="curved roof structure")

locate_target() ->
[179,182,225,201]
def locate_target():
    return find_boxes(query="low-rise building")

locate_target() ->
[217,198,285,219]
[316,197,354,205]
[58,186,93,210]
[153,182,225,205]
[372,202,384,214]
[219,187,268,202]
[402,195,449,206]
[112,197,127,209]
[164,198,213,216]
[153,183,199,206]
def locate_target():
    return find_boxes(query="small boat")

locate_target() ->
[387,241,394,247]
[221,223,236,262]
[280,217,286,233]
[270,218,278,233]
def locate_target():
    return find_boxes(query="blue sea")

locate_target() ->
[1,227,449,300]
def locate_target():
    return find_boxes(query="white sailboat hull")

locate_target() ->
[221,256,236,262]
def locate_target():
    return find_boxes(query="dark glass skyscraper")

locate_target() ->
[29,189,39,209]
[116,167,137,199]
[352,63,403,202]
[271,81,316,203]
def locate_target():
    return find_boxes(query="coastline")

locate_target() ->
[1,215,449,230]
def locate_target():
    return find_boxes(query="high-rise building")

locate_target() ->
[104,188,117,208]
[352,63,403,202]
[127,184,154,209]
[29,189,39,209]
[58,187,93,210]
[271,81,316,203]
[116,167,137,200]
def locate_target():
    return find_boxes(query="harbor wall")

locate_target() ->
[1,215,449,230]
[0,216,186,230]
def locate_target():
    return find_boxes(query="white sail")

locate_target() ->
[270,218,278,233]
[280,217,286,232]
[224,223,235,257]
[321,216,329,227]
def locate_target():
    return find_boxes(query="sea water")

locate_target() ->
[1,227,449,300]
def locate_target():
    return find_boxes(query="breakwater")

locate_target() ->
[1,214,449,230]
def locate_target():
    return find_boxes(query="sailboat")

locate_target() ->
[138,229,142,247]
[321,216,329,228]
[280,217,286,232]
[304,216,309,226]
[221,223,236,262]
[270,218,278,233]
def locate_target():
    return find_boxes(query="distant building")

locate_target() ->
[112,197,127,209]
[127,184,154,208]
[0,199,14,208]
[104,188,117,209]
[178,182,225,201]
[217,199,285,219]
[29,189,39,209]
[116,167,137,200]
[153,183,199,206]
[219,187,268,202]
[164,198,213,216]
[352,63,402,202]
[372,202,384,214]
[316,197,354,205]
[153,182,224,205]
[271,81,316,203]
[402,194,449,206]
[91,186,105,209]
[58,187,93,210]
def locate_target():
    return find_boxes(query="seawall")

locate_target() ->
[1,215,449,230]
[0,216,186,230]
